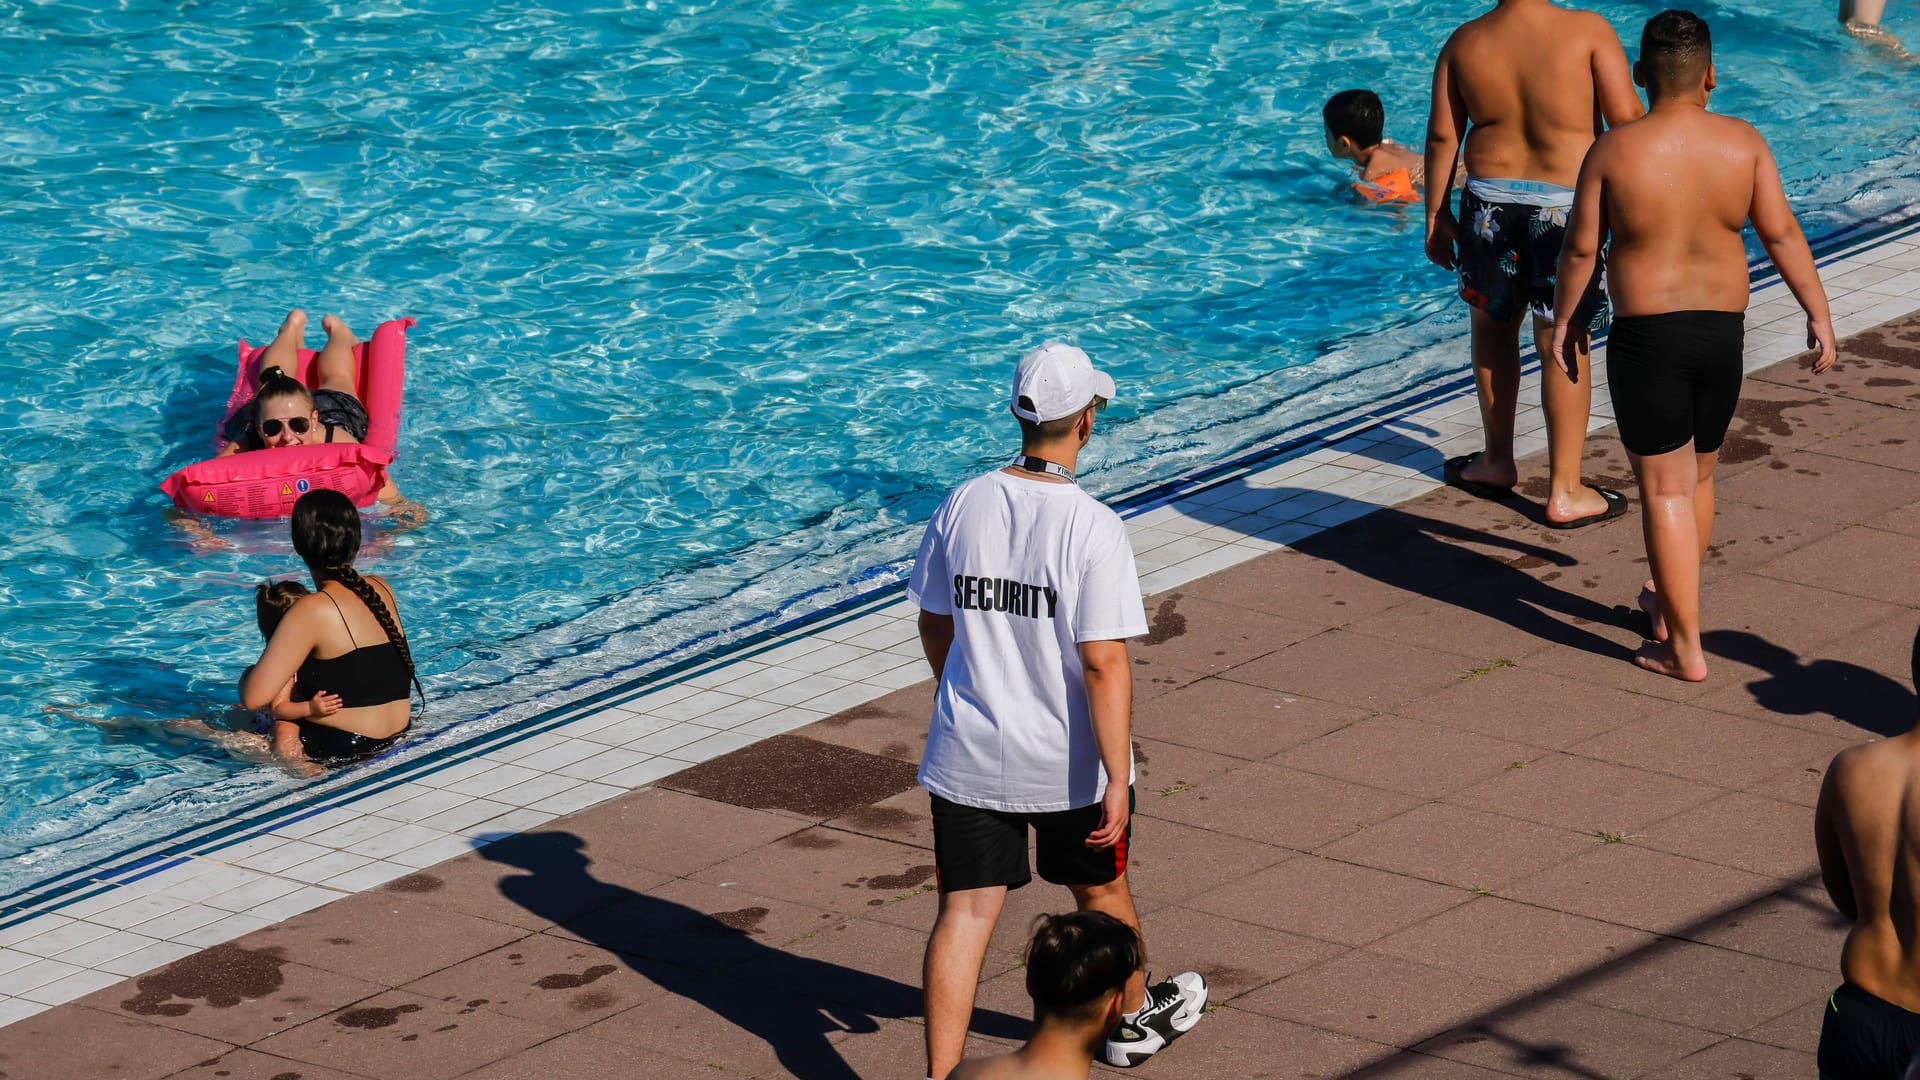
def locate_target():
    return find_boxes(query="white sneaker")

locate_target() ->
[1103,971,1208,1067]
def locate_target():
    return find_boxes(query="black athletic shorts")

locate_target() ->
[1608,310,1745,457]
[929,788,1134,893]
[1817,981,1920,1080]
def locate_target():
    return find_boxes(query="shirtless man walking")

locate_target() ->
[1549,10,1835,682]
[1814,625,1920,1079]
[1424,0,1643,527]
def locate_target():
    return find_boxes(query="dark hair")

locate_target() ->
[1024,912,1142,1022]
[255,366,315,419]
[254,580,310,639]
[1641,10,1712,91]
[1323,89,1385,148]
[290,489,425,710]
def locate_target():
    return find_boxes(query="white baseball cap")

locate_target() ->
[1010,342,1117,423]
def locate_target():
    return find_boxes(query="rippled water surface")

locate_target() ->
[2,0,1916,892]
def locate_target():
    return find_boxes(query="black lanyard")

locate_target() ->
[1011,455,1074,483]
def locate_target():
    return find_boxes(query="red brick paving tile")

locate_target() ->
[1739,992,1827,1054]
[1561,936,1832,1034]
[1131,592,1317,675]
[1414,994,1720,1080]
[1499,844,1776,936]
[545,876,847,973]
[1131,736,1244,796]
[1401,663,1660,750]
[1806,415,1920,474]
[1696,608,1918,739]
[1179,546,1423,629]
[1128,651,1213,703]
[403,933,674,1032]
[1515,631,1722,705]
[1755,524,1920,608]
[1693,574,1905,686]
[1635,792,1819,880]
[1317,803,1592,891]
[578,972,877,1077]
[1345,591,1563,667]
[371,845,664,933]
[1718,448,1918,524]
[1867,498,1920,540]
[1745,757,1834,808]
[1142,762,1422,852]
[250,988,559,1080]
[1119,1005,1387,1079]
[1751,319,1920,409]
[822,784,933,850]
[1723,375,1895,455]
[455,1030,724,1080]
[1697,498,1838,583]
[1338,1052,1536,1078]
[689,825,938,917]
[1233,950,1523,1048]
[0,1008,227,1080]
[1566,705,1850,789]
[1637,1036,1818,1080]
[1448,752,1721,833]
[734,916,963,1009]
[237,891,529,988]
[1132,678,1366,760]
[1186,856,1468,947]
[1370,897,1658,989]
[1124,814,1297,903]
[1687,880,1847,971]
[1126,904,1347,1003]
[848,864,1163,963]
[71,944,388,1046]
[152,1048,371,1080]
[1278,715,1539,800]
[803,682,932,763]
[557,788,809,876]
[1225,630,1490,713]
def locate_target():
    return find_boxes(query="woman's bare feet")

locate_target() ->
[1633,639,1708,682]
[1637,582,1668,642]
[320,313,358,347]
[260,309,308,380]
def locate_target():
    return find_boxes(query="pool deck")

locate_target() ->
[5,225,1920,1076]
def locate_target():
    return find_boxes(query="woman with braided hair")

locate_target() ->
[242,489,421,765]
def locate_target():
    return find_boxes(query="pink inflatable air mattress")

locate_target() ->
[160,317,413,518]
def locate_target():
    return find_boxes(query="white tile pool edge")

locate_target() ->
[3,221,1918,1025]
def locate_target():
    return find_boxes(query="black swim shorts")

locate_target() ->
[295,719,405,764]
[1607,310,1745,457]
[1455,185,1609,329]
[929,788,1133,893]
[1817,981,1920,1080]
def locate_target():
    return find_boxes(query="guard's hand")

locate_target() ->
[1807,315,1837,375]
[1085,783,1130,850]
[1425,209,1459,271]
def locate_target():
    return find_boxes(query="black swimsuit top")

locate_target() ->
[297,591,410,709]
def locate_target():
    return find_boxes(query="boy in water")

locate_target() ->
[1424,0,1643,526]
[1814,624,1920,1078]
[1549,9,1835,682]
[1324,89,1427,204]
[946,912,1144,1080]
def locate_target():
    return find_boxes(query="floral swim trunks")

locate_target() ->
[1455,177,1609,330]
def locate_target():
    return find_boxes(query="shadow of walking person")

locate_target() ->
[1704,629,1917,737]
[476,830,1026,1078]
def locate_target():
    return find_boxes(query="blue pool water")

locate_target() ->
[2,0,1916,894]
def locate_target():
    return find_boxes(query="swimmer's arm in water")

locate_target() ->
[1747,131,1837,374]
[1548,138,1611,379]
[1814,754,1859,921]
[377,479,429,532]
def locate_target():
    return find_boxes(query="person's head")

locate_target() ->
[1011,343,1115,450]
[1024,911,1143,1036]
[291,489,362,574]
[1636,10,1715,100]
[1323,89,1386,161]
[254,579,309,639]
[254,366,321,449]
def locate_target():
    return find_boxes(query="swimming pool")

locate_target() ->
[2,0,1915,895]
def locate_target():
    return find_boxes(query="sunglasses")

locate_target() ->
[258,417,313,438]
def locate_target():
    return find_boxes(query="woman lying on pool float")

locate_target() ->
[218,309,426,526]
[242,489,423,767]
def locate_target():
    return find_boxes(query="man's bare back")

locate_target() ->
[1818,730,1920,1010]
[1427,0,1640,191]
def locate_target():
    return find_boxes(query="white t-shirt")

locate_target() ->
[907,469,1148,813]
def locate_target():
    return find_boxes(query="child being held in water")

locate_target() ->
[1323,88,1429,204]
[246,581,342,730]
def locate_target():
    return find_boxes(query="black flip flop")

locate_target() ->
[1544,486,1629,530]
[1443,452,1513,501]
